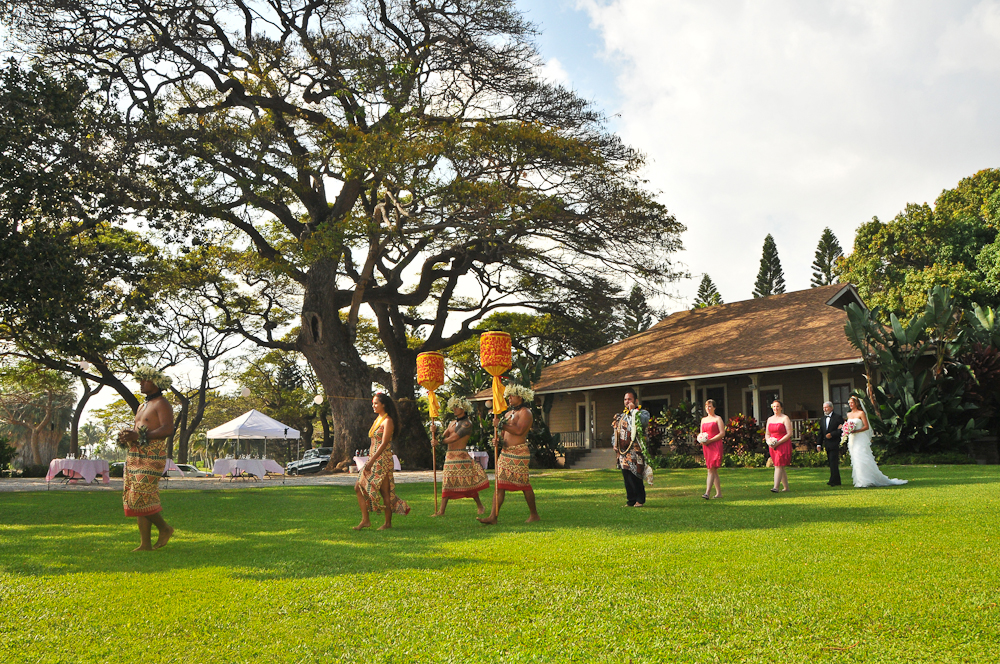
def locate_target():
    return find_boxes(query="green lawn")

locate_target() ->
[1,466,998,663]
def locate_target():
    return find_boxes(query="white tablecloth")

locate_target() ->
[353,455,401,473]
[46,459,110,485]
[213,459,270,479]
[262,459,284,475]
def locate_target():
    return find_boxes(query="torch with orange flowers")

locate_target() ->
[416,351,445,512]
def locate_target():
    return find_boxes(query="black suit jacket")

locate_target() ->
[818,412,845,450]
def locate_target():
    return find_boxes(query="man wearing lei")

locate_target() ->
[612,387,651,507]
[431,395,490,516]
[117,365,175,551]
[478,383,540,525]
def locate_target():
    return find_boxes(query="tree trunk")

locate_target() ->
[389,352,431,469]
[70,377,95,457]
[298,259,375,468]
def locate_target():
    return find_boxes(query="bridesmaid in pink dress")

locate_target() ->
[699,399,726,499]
[765,400,793,492]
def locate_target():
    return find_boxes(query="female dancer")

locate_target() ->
[765,400,793,492]
[699,399,725,499]
[354,393,411,530]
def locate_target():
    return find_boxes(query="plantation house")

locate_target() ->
[531,284,867,449]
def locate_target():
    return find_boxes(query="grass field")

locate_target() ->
[1,466,998,663]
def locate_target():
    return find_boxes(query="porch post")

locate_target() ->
[819,367,831,404]
[687,380,697,411]
[750,373,761,422]
[584,391,593,450]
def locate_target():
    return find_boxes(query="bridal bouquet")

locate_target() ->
[697,432,710,444]
[765,436,779,447]
[840,420,857,444]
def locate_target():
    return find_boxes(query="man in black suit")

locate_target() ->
[816,401,845,486]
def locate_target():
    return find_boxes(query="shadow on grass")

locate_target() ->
[1,466,957,581]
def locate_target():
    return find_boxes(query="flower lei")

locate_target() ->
[623,406,649,457]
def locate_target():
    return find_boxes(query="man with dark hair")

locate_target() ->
[816,401,845,486]
[612,388,650,507]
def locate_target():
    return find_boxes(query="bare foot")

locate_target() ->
[132,544,153,552]
[352,522,371,531]
[476,506,485,515]
[781,488,789,492]
[525,514,540,523]
[477,515,498,525]
[430,512,444,517]
[377,523,392,530]
[633,503,644,508]
[153,526,174,549]
[712,494,722,499]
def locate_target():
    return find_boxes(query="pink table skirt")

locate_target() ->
[46,459,110,485]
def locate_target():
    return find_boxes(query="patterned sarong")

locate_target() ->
[123,438,166,517]
[496,443,531,492]
[357,431,411,515]
[441,451,490,498]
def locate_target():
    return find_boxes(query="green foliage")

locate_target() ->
[692,274,723,308]
[652,452,702,469]
[0,435,15,471]
[651,401,700,453]
[752,234,786,298]
[810,227,843,287]
[723,413,763,455]
[838,169,1000,318]
[843,286,987,455]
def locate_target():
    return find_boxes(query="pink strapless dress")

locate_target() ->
[767,422,792,467]
[700,421,723,469]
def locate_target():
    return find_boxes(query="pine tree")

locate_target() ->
[621,284,654,337]
[693,274,723,308]
[810,227,844,287]
[753,234,786,298]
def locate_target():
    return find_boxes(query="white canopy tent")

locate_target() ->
[206,410,301,459]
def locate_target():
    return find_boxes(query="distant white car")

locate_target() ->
[165,464,210,478]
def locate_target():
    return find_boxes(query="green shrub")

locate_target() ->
[790,450,829,468]
[722,452,766,468]
[0,436,16,473]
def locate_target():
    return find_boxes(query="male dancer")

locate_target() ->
[478,383,540,524]
[117,365,175,551]
[431,396,489,516]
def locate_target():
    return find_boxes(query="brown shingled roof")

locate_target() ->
[522,284,863,394]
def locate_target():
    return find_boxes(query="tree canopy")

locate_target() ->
[693,274,723,308]
[838,169,1000,319]
[5,0,686,465]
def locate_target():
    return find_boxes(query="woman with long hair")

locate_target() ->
[699,399,725,499]
[354,393,411,530]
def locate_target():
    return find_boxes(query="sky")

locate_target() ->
[516,0,1000,309]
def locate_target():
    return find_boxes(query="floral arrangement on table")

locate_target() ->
[696,432,710,444]
[840,420,858,444]
[765,436,780,447]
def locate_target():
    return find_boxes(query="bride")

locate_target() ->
[846,396,907,488]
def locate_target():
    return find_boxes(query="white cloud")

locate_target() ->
[540,56,572,87]
[578,0,1000,307]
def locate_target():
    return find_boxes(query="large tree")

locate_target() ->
[0,61,161,414]
[7,0,685,465]
[0,361,75,467]
[752,234,786,298]
[810,227,843,287]
[839,169,1000,319]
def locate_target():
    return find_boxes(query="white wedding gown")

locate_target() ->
[847,418,907,488]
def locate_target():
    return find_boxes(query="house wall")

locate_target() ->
[545,362,868,445]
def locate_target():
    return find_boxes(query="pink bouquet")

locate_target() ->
[697,432,710,444]
[765,436,779,447]
[840,420,857,444]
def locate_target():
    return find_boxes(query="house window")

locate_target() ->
[641,395,671,419]
[830,382,853,418]
[576,403,587,431]
[683,386,727,420]
[743,386,783,420]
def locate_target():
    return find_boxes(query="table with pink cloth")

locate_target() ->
[469,450,489,470]
[45,459,110,486]
[212,458,285,480]
[353,455,401,473]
